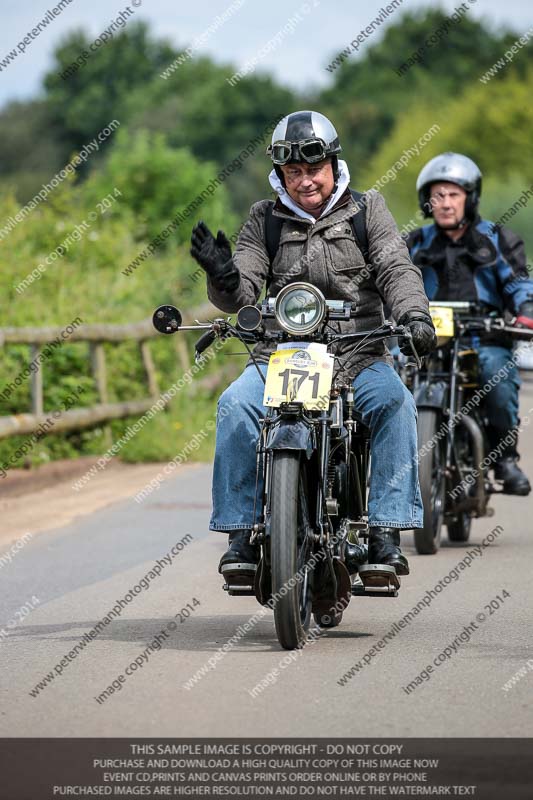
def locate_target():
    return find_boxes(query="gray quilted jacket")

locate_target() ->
[206,187,430,380]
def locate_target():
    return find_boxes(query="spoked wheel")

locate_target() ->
[270,451,313,650]
[415,410,445,555]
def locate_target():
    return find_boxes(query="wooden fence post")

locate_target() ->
[29,345,43,416]
[90,341,112,447]
[140,341,159,398]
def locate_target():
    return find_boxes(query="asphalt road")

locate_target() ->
[1,381,533,738]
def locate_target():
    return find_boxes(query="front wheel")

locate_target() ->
[415,409,445,555]
[270,451,313,650]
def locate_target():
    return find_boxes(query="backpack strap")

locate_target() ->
[349,189,369,263]
[264,201,283,296]
[263,189,369,295]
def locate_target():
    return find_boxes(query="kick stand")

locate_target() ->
[353,564,400,597]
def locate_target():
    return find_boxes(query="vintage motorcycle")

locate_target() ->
[153,282,419,650]
[401,301,533,555]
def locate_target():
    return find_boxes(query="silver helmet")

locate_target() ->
[416,152,482,220]
[267,110,342,183]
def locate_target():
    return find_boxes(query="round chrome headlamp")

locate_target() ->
[274,282,326,336]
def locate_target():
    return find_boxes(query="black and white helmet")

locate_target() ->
[416,152,482,220]
[267,110,342,183]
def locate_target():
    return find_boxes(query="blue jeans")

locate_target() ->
[210,361,423,532]
[391,342,520,435]
[477,345,520,449]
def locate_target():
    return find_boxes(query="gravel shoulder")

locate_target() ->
[0,457,205,545]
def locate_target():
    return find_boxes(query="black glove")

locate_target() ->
[515,301,533,330]
[190,220,240,292]
[398,311,437,357]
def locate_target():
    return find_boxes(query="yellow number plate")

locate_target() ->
[429,306,455,338]
[263,348,334,410]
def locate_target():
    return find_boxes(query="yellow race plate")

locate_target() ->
[429,305,455,338]
[263,346,334,410]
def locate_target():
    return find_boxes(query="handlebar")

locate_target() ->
[152,301,422,368]
[455,317,533,339]
[157,299,533,370]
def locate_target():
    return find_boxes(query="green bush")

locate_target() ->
[0,134,239,470]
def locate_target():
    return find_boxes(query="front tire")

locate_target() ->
[270,451,312,650]
[415,409,445,555]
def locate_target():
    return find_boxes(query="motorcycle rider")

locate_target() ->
[406,152,533,495]
[190,110,436,581]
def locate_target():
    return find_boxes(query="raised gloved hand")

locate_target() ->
[190,220,240,292]
[515,301,533,330]
[398,311,437,357]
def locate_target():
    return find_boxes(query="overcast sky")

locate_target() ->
[1,0,532,108]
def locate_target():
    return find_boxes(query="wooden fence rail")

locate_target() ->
[0,303,216,441]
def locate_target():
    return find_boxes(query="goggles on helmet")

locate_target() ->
[267,138,329,165]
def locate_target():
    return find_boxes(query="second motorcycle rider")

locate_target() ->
[190,110,436,582]
[407,152,533,496]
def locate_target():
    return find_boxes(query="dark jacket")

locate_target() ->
[207,187,430,380]
[406,218,533,313]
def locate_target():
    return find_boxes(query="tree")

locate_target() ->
[41,27,295,218]
[85,128,238,244]
[43,23,176,152]
[0,100,64,202]
[359,68,533,253]
[316,7,530,168]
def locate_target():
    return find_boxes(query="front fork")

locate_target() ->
[251,406,336,572]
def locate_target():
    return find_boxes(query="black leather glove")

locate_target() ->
[515,301,533,330]
[190,220,240,292]
[398,311,437,357]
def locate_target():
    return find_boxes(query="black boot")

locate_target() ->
[218,529,259,577]
[368,527,409,576]
[487,427,530,495]
[494,457,531,496]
